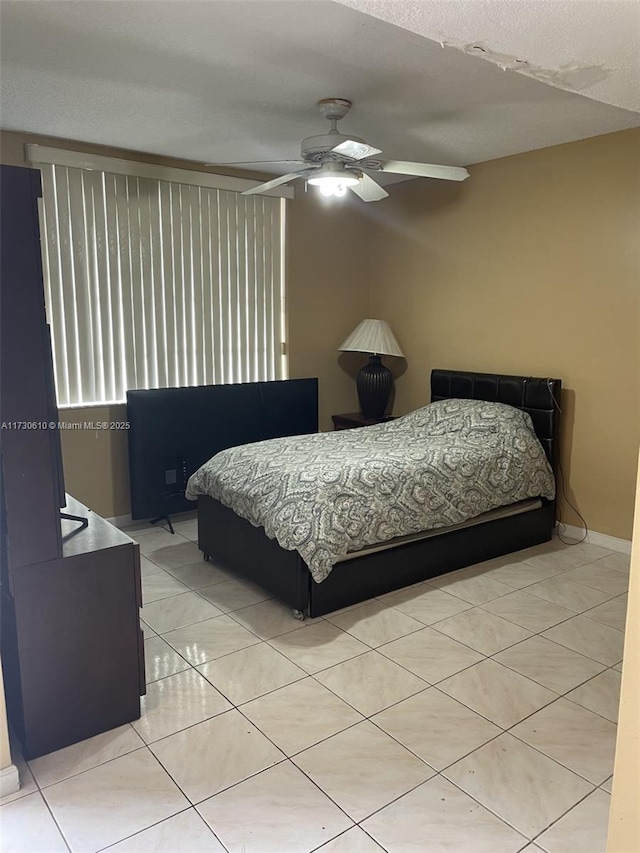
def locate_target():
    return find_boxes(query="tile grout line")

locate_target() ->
[436,764,595,849]
[93,804,198,853]
[425,650,620,757]
[28,738,148,793]
[9,786,74,853]
[135,749,240,852]
[502,698,614,787]
[526,784,609,848]
[485,643,610,687]
[236,687,367,760]
[142,638,198,686]
[229,703,362,832]
[307,824,385,853]
[304,663,428,718]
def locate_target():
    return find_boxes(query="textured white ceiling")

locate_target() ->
[0,0,638,177]
[335,0,640,112]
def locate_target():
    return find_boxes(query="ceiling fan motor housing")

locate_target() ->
[301,98,360,162]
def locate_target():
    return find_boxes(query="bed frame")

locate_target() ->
[198,369,561,617]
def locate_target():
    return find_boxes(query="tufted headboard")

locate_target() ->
[431,369,562,470]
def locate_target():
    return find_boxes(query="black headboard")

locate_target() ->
[431,369,561,469]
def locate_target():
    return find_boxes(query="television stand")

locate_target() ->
[2,495,145,759]
[150,514,175,535]
[60,511,89,535]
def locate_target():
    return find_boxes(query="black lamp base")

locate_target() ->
[357,355,392,419]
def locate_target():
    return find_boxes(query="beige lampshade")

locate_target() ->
[338,319,405,358]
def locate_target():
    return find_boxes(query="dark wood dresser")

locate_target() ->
[0,165,145,760]
[2,497,145,759]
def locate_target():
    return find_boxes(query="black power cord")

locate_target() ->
[546,379,589,545]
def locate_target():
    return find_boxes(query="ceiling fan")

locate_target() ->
[225,99,470,202]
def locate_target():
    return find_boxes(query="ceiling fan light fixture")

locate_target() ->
[311,175,359,197]
[321,181,346,197]
[307,164,359,197]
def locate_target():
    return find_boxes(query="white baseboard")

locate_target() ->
[0,764,20,798]
[557,523,632,555]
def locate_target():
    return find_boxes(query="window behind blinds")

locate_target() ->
[36,162,287,407]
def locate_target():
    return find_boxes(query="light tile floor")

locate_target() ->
[2,521,628,853]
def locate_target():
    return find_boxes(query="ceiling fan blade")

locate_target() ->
[331,139,382,161]
[380,160,470,181]
[206,159,303,166]
[242,170,313,196]
[349,173,389,202]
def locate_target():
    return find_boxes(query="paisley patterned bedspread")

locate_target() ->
[186,399,555,583]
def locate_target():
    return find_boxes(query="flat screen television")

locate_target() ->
[127,378,318,521]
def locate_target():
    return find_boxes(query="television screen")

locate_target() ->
[127,378,318,520]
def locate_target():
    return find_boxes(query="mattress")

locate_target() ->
[337,497,542,562]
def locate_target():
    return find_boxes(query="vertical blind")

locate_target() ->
[37,163,287,406]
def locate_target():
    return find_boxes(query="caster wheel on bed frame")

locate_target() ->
[203,554,210,562]
[292,609,305,621]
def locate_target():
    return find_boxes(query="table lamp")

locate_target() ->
[338,319,405,419]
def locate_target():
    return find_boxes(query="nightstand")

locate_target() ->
[332,412,396,430]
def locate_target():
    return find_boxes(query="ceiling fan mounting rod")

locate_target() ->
[317,97,352,122]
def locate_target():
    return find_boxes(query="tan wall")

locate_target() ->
[57,405,130,517]
[607,449,640,851]
[288,189,372,430]
[369,129,640,540]
[1,130,368,517]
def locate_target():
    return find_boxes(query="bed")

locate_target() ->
[190,369,561,617]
